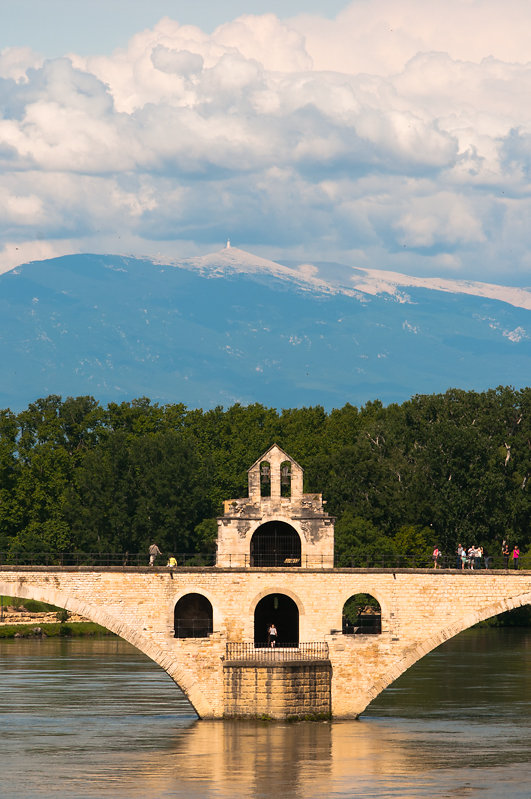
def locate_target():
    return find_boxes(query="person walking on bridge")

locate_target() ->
[166,555,177,579]
[149,542,162,566]
[512,545,520,570]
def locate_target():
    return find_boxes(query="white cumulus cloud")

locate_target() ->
[1,2,531,285]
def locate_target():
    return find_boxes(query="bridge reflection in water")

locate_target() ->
[120,720,427,799]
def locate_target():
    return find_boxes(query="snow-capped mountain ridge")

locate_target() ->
[159,245,531,311]
[0,249,529,412]
[349,268,531,312]
[173,246,354,296]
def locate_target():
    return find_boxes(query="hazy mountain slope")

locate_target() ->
[0,251,529,411]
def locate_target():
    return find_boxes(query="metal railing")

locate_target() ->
[225,641,330,662]
[217,553,335,568]
[342,614,382,635]
[0,552,217,567]
[0,552,526,570]
[0,552,333,568]
[174,618,213,638]
[338,554,526,570]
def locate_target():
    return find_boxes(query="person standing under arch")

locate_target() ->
[268,623,278,647]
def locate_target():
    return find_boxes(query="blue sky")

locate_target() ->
[1,0,531,287]
[1,1,347,54]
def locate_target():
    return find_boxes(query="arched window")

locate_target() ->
[342,594,381,635]
[250,521,301,567]
[260,461,271,497]
[280,460,291,498]
[174,593,213,638]
[254,593,299,647]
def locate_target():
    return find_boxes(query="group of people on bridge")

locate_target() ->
[431,543,522,570]
[455,545,489,570]
[501,541,520,569]
[148,541,525,573]
[148,543,177,576]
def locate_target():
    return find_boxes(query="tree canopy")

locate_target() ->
[0,387,529,564]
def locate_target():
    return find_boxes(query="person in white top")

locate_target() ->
[268,623,278,647]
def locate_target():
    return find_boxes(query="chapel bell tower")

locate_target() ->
[216,444,335,568]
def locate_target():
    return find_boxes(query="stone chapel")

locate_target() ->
[216,444,335,568]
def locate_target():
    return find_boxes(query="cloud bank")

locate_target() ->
[1,0,531,283]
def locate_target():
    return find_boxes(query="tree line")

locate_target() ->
[0,386,529,565]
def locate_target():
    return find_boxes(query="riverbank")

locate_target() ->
[0,620,113,638]
[0,604,112,638]
[0,608,89,625]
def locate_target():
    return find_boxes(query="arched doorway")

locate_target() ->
[342,593,381,635]
[254,593,299,647]
[174,593,213,638]
[250,521,301,567]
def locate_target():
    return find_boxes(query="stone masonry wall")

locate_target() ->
[1,567,531,719]
[224,662,331,719]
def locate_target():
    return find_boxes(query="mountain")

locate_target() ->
[1,246,530,411]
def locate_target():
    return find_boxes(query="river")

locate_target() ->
[1,628,530,799]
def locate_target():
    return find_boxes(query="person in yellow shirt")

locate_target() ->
[166,555,177,578]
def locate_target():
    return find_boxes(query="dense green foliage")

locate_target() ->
[0,387,529,564]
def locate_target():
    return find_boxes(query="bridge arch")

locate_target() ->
[336,585,388,633]
[170,587,218,631]
[253,592,299,647]
[174,593,213,638]
[364,590,531,710]
[0,579,215,718]
[249,586,305,618]
[342,593,382,635]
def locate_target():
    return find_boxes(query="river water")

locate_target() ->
[1,628,530,799]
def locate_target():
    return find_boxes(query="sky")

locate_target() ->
[1,0,531,286]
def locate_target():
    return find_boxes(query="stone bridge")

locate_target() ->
[1,565,530,719]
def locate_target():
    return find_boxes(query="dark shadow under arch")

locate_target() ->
[250,521,301,567]
[174,593,213,638]
[342,593,381,635]
[254,593,299,647]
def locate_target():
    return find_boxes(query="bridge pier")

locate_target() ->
[224,660,332,720]
[223,643,332,719]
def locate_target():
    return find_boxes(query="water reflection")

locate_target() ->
[153,721,333,798]
[1,630,531,798]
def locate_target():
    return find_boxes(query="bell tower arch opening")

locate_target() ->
[280,460,292,498]
[260,461,271,497]
[250,521,301,567]
[254,593,299,647]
